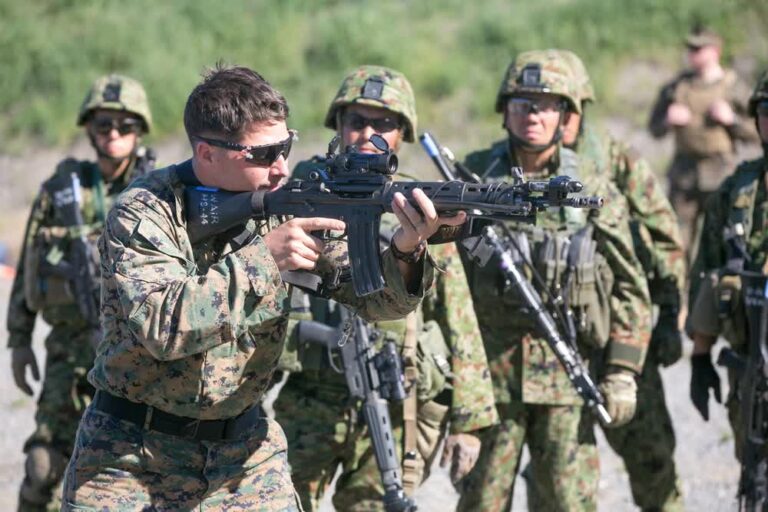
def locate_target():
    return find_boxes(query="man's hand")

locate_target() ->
[666,103,692,126]
[709,99,736,126]
[690,352,722,421]
[651,306,683,367]
[390,188,467,254]
[599,368,638,428]
[440,433,482,485]
[263,217,346,272]
[12,346,39,396]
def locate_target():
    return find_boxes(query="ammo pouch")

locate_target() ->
[718,273,747,349]
[565,225,614,349]
[24,225,78,311]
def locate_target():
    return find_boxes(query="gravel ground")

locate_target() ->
[0,272,740,511]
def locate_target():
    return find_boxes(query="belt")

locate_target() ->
[92,390,263,442]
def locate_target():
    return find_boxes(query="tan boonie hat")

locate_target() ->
[685,26,722,48]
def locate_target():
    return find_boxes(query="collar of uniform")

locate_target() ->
[505,140,562,179]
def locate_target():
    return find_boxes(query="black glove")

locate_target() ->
[690,353,722,421]
[650,306,682,366]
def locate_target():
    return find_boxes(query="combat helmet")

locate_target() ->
[554,50,595,104]
[749,70,768,117]
[324,65,417,142]
[495,49,582,115]
[77,74,153,133]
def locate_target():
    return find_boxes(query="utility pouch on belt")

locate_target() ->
[415,320,453,402]
[565,224,614,348]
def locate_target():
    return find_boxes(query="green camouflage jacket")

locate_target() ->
[7,155,149,348]
[280,159,498,434]
[462,140,651,406]
[688,156,768,339]
[579,123,685,308]
[89,161,433,420]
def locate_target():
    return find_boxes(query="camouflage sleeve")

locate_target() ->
[648,81,675,139]
[423,243,498,434]
[590,180,653,373]
[727,75,760,144]
[612,142,685,307]
[103,204,285,362]
[6,188,50,348]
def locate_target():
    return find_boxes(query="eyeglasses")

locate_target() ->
[195,130,296,166]
[756,101,768,117]
[342,112,401,133]
[507,97,564,116]
[92,117,143,136]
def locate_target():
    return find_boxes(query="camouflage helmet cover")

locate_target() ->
[749,70,768,117]
[324,65,417,142]
[495,49,582,115]
[77,74,153,133]
[554,49,596,104]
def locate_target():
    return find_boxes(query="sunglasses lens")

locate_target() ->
[93,118,141,135]
[244,135,293,166]
[343,113,399,133]
[757,102,768,116]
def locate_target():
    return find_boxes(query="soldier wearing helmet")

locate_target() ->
[554,49,687,512]
[687,70,768,487]
[648,26,758,254]
[6,74,155,511]
[456,50,651,511]
[273,65,498,510]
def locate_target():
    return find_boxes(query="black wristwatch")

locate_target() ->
[390,236,426,264]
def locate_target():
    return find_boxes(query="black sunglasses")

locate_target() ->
[756,101,768,117]
[195,130,296,166]
[342,112,401,133]
[92,117,143,136]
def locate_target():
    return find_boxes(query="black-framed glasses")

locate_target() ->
[342,112,401,133]
[506,97,564,116]
[92,117,144,136]
[756,101,768,117]
[195,130,296,166]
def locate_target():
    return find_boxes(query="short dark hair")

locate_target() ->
[184,64,289,142]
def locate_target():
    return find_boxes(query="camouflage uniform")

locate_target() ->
[6,74,154,512]
[273,66,498,511]
[688,70,768,464]
[457,51,652,512]
[60,160,434,510]
[561,48,686,510]
[648,28,757,250]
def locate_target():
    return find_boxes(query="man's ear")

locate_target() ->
[194,140,215,166]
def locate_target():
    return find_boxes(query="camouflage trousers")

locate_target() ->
[61,404,300,511]
[274,379,448,511]
[667,152,734,253]
[19,325,95,512]
[456,401,598,512]
[602,360,684,511]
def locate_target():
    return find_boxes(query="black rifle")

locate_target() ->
[43,172,101,344]
[185,134,602,297]
[717,271,768,511]
[296,306,416,512]
[419,131,611,425]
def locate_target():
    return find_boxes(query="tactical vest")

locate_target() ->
[469,146,614,349]
[716,159,767,348]
[23,151,154,318]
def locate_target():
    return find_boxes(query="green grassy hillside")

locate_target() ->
[0,0,765,149]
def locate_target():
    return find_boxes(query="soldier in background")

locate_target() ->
[274,65,498,511]
[648,26,757,253]
[7,74,154,511]
[687,69,768,474]
[561,50,686,511]
[456,50,651,511]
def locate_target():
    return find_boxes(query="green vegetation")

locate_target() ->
[0,0,765,149]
